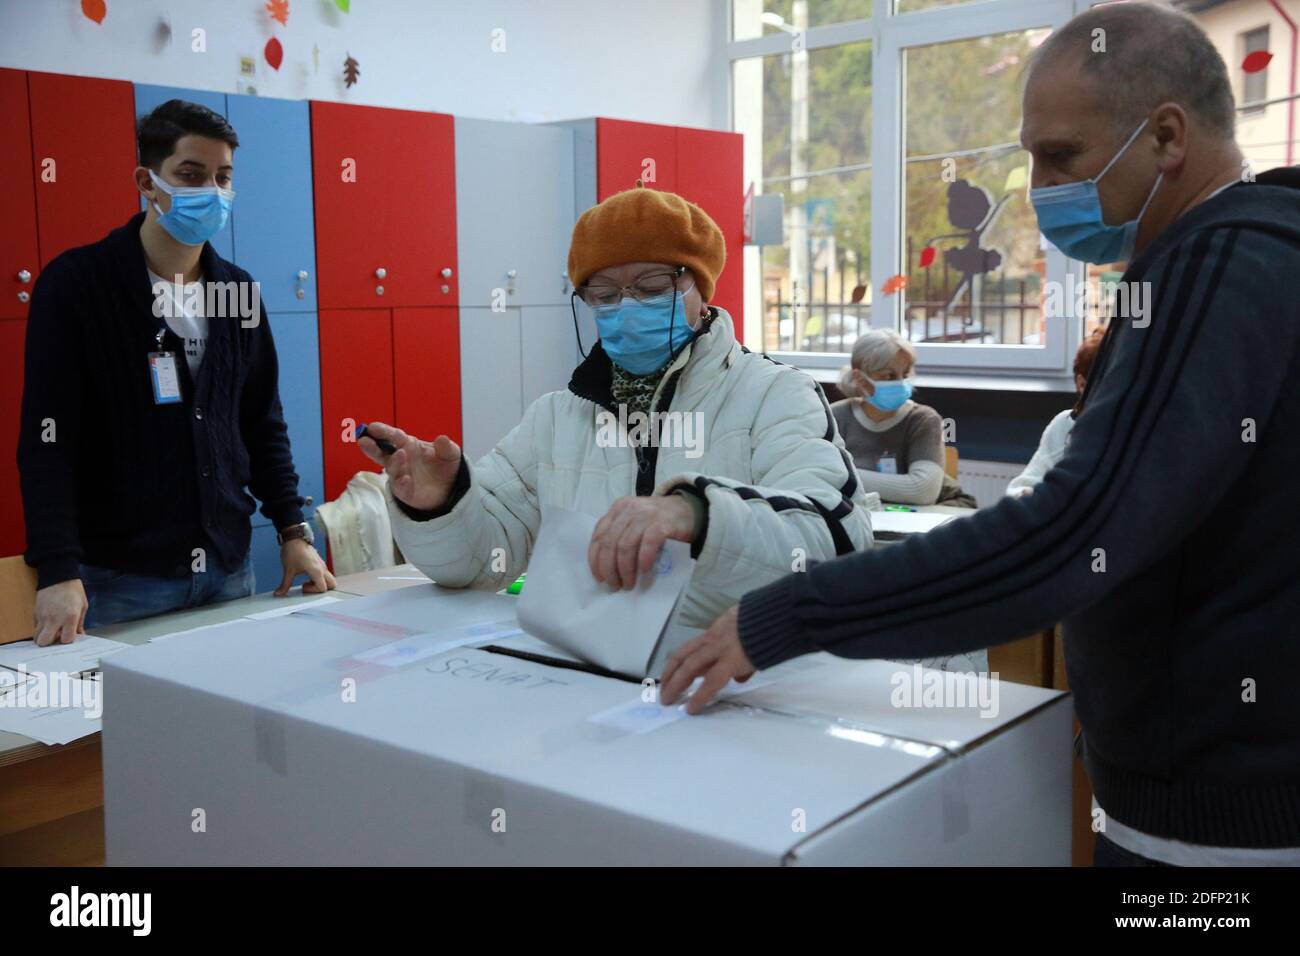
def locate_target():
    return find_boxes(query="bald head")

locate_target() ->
[1027,2,1236,139]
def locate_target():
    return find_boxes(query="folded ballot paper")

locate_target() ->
[516,504,694,678]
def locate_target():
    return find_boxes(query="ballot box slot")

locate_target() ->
[480,643,643,685]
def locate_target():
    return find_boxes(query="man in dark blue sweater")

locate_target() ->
[663,4,1300,863]
[19,99,334,644]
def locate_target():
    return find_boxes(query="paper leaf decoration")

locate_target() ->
[343,53,360,88]
[919,246,936,268]
[264,36,283,71]
[266,0,289,27]
[335,0,350,11]
[81,0,106,24]
[1003,164,1028,193]
[881,275,908,296]
[850,283,867,304]
[1242,50,1273,74]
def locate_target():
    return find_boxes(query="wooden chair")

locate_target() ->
[0,555,38,646]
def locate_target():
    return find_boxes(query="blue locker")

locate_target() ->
[132,84,234,261]
[225,94,318,312]
[267,310,324,522]
[249,522,326,595]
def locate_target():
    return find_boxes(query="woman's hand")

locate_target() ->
[588,494,697,590]
[359,422,462,512]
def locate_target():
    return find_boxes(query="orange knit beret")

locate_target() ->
[567,183,726,300]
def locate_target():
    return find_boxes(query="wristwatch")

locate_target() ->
[276,521,315,546]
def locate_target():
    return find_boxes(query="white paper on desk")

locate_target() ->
[244,595,344,620]
[0,634,128,676]
[517,504,693,677]
[0,677,102,745]
[870,511,955,535]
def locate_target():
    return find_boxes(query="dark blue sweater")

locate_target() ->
[739,167,1300,849]
[18,213,304,589]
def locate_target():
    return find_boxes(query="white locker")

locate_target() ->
[459,307,524,462]
[454,118,577,308]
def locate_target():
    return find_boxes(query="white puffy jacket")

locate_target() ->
[386,308,873,628]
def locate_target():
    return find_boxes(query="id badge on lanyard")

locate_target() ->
[877,454,898,475]
[148,328,182,405]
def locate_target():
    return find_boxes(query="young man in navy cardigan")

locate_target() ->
[19,99,334,644]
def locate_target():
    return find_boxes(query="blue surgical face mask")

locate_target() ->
[864,376,913,412]
[149,169,234,246]
[594,290,696,376]
[1030,119,1162,264]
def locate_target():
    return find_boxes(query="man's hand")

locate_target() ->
[275,538,337,596]
[358,421,462,512]
[33,579,88,646]
[659,605,755,715]
[588,494,697,590]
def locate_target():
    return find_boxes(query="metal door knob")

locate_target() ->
[376,285,385,296]
[440,284,450,294]
[375,267,387,279]
[440,267,452,278]
[17,269,32,283]
[297,270,309,281]
[17,291,30,303]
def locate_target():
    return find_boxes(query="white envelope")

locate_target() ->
[517,504,693,677]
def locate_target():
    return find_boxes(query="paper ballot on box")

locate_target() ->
[517,504,693,677]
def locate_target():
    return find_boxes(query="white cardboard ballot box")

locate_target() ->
[102,586,1072,865]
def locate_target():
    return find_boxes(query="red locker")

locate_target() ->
[393,307,462,448]
[596,118,677,199]
[0,70,39,321]
[677,127,745,342]
[28,72,137,268]
[318,309,395,500]
[311,102,459,310]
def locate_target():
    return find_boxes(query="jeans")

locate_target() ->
[1093,832,1174,867]
[80,552,255,629]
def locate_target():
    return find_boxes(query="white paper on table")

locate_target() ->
[869,511,955,535]
[517,504,693,677]
[0,676,102,745]
[244,595,344,620]
[0,634,129,676]
[150,619,247,643]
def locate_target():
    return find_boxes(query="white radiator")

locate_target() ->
[956,458,1024,508]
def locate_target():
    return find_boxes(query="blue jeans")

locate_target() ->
[1093,832,1174,867]
[80,552,255,629]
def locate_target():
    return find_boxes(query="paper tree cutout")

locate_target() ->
[267,0,289,26]
[265,36,283,71]
[344,53,361,88]
[1242,50,1273,74]
[81,0,106,24]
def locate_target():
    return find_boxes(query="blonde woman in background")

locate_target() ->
[832,329,975,508]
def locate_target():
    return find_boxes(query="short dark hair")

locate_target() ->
[1028,2,1236,139]
[137,99,239,169]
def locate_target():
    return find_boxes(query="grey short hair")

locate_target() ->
[839,329,916,399]
[1027,2,1236,139]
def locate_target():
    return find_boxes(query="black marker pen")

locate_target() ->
[356,422,397,455]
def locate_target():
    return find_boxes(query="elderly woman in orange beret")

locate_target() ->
[359,184,872,641]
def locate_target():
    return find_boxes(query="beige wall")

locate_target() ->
[1192,0,1300,171]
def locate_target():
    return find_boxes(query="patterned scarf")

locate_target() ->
[610,361,670,421]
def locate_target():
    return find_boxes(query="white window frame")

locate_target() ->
[726,0,1102,387]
